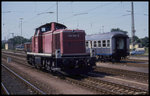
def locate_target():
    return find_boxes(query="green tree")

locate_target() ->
[140,37,149,47]
[129,36,141,43]
[8,36,31,47]
[1,42,5,49]
[111,28,128,34]
[132,36,140,44]
[129,36,149,47]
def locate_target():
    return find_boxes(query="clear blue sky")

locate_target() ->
[1,1,148,40]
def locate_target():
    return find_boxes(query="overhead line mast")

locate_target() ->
[20,18,23,45]
[56,2,58,23]
[131,2,135,50]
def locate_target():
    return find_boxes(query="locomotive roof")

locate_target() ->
[86,31,128,40]
[37,22,67,29]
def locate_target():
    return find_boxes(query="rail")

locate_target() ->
[1,64,46,94]
[1,82,10,95]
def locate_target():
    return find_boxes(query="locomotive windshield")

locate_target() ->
[117,38,124,49]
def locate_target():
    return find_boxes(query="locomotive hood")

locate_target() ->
[62,29,85,33]
[54,29,85,34]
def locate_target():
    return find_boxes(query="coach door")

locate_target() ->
[115,36,126,55]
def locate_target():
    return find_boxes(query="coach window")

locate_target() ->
[102,40,106,47]
[89,41,92,48]
[86,41,88,47]
[94,41,97,47]
[107,40,110,47]
[98,41,101,47]
[117,38,124,49]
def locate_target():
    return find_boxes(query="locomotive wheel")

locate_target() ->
[28,57,32,65]
[45,60,51,71]
[35,64,40,69]
[31,57,35,66]
[35,63,42,69]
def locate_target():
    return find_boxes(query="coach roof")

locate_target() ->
[86,32,128,41]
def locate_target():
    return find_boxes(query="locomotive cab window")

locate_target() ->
[35,29,39,36]
[102,40,106,47]
[46,26,51,31]
[107,40,110,47]
[40,26,51,33]
[41,27,46,32]
[55,23,67,30]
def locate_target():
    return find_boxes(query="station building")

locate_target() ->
[130,43,145,51]
[5,42,14,50]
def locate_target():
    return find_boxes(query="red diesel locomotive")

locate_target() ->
[27,22,96,74]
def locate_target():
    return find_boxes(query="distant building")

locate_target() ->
[5,42,14,50]
[130,43,144,51]
[15,44,24,50]
[2,40,7,44]
[24,42,32,52]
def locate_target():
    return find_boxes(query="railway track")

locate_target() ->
[120,58,148,67]
[2,51,148,82]
[2,50,148,68]
[57,71,147,95]
[2,53,110,94]
[124,58,148,62]
[1,82,10,95]
[95,66,148,82]
[2,51,149,95]
[1,64,46,95]
[2,49,25,54]
[62,75,114,94]
[2,51,26,58]
[61,73,148,95]
[98,60,148,68]
[80,74,148,95]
